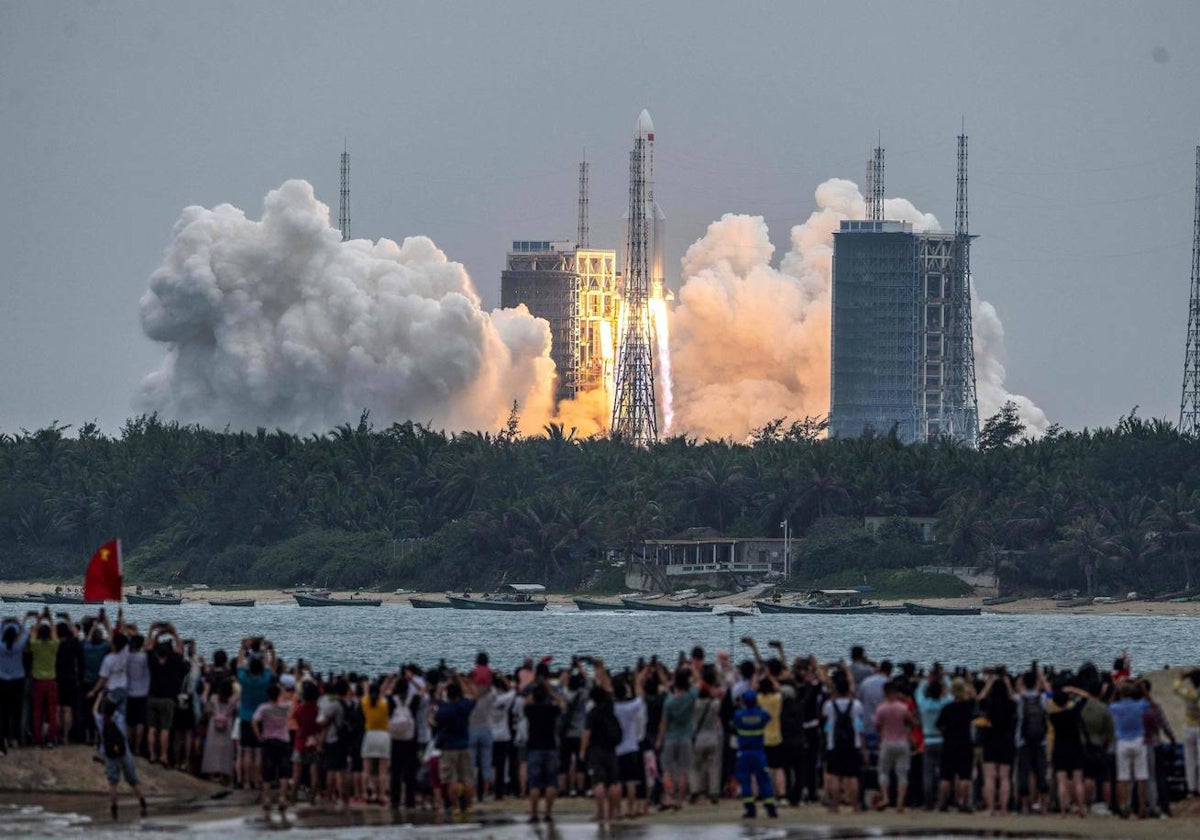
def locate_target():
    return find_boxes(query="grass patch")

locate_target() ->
[801,568,972,600]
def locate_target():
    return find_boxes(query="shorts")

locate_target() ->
[125,696,148,728]
[105,753,139,786]
[320,741,347,773]
[982,733,1015,766]
[361,730,390,760]
[261,739,292,783]
[559,735,581,769]
[56,681,78,708]
[1052,746,1083,775]
[440,749,473,788]
[292,749,317,766]
[661,739,693,779]
[1116,739,1149,782]
[588,749,620,786]
[618,749,645,785]
[825,744,861,779]
[764,743,786,769]
[878,741,911,781]
[1083,747,1109,786]
[239,719,260,749]
[147,697,176,731]
[527,748,558,790]
[940,744,973,782]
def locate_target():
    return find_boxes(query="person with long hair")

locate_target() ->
[978,668,1017,816]
[360,679,391,804]
[1047,681,1089,819]
[0,613,32,751]
[201,679,237,784]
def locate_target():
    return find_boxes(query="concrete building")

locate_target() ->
[830,219,976,444]
[500,240,619,403]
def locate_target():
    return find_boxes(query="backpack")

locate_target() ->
[103,717,127,759]
[592,706,622,749]
[339,698,365,745]
[832,700,856,752]
[1020,694,1047,744]
[780,688,805,741]
[388,697,415,741]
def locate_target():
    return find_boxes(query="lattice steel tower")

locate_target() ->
[338,142,351,241]
[947,130,980,446]
[1181,146,1200,435]
[611,110,659,445]
[577,155,589,248]
[866,144,885,220]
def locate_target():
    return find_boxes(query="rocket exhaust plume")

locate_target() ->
[137,180,555,434]
[669,178,1046,441]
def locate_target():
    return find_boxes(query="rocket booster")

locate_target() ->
[626,109,667,299]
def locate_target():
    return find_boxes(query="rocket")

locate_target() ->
[625,109,668,300]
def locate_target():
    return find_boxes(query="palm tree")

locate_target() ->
[1149,484,1200,591]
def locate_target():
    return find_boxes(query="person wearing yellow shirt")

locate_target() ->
[1173,669,1200,796]
[29,619,61,746]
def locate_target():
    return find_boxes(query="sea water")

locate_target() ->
[114,603,1200,674]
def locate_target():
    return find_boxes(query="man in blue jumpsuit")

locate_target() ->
[733,690,778,818]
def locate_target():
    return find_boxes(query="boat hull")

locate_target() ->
[207,599,255,607]
[753,600,880,615]
[903,602,981,616]
[982,595,1018,607]
[294,594,382,607]
[409,597,452,609]
[447,595,546,611]
[127,595,183,605]
[1,594,45,603]
[620,597,712,613]
[573,598,622,611]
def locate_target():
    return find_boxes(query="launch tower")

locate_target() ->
[1182,146,1200,435]
[611,110,660,445]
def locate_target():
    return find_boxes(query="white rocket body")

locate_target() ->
[623,109,667,298]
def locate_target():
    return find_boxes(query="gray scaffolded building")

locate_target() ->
[830,219,978,445]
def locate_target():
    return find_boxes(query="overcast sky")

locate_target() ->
[1,1,1198,436]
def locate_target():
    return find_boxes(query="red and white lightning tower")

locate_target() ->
[611,110,659,445]
[1181,145,1200,435]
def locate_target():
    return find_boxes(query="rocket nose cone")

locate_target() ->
[636,109,654,138]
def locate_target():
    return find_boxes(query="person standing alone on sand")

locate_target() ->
[733,689,777,819]
[94,695,147,821]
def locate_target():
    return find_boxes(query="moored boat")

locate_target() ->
[207,598,255,607]
[755,589,881,615]
[41,591,90,605]
[619,596,713,613]
[573,597,623,611]
[448,584,548,611]
[903,602,981,616]
[294,593,382,607]
[982,595,1018,607]
[127,592,184,605]
[1,593,46,604]
[877,605,908,615]
[409,597,452,609]
[1055,597,1094,609]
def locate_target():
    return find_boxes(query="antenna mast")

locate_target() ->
[869,142,885,221]
[1181,145,1200,434]
[948,129,979,446]
[578,155,589,248]
[338,142,351,242]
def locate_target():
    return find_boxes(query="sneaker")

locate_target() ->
[742,804,757,819]
[765,803,778,819]
[1091,802,1111,816]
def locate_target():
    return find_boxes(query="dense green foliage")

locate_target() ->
[1,405,1198,595]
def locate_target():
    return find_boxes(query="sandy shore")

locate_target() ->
[5,580,1200,616]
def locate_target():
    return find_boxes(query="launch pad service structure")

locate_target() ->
[830,137,979,446]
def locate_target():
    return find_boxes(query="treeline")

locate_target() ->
[1,404,1198,595]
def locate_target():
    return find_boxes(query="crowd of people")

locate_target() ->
[2,605,1200,825]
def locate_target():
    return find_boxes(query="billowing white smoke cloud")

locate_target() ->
[972,293,1049,434]
[138,180,555,434]
[669,178,1046,440]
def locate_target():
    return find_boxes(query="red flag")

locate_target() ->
[84,539,122,602]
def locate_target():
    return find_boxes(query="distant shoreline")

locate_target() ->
[4,580,1200,617]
